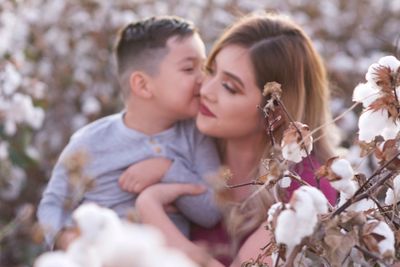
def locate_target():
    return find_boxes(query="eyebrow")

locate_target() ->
[178,57,204,64]
[223,71,245,88]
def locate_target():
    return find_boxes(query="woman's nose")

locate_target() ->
[200,76,217,102]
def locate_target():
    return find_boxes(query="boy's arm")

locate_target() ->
[161,124,221,228]
[37,147,83,248]
[136,183,224,267]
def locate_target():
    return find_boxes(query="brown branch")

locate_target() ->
[353,151,400,197]
[283,244,303,267]
[370,196,400,229]
[331,171,393,217]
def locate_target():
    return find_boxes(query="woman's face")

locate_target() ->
[196,45,263,139]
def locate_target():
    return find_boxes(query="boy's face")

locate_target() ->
[149,33,206,121]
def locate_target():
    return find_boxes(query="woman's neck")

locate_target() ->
[224,133,265,201]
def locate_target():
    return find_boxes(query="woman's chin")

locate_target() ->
[196,115,214,135]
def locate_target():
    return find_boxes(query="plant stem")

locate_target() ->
[354,245,389,267]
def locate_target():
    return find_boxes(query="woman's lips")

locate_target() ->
[199,103,216,117]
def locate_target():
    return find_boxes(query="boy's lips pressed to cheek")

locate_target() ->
[199,103,216,117]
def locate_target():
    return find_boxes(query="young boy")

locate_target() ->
[37,16,221,249]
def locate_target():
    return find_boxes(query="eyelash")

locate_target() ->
[205,64,238,94]
[222,81,237,94]
[182,67,195,73]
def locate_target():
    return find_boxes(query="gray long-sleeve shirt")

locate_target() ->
[37,112,221,246]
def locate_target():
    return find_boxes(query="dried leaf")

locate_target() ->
[369,95,399,120]
[374,66,393,94]
[375,139,400,170]
[315,156,341,181]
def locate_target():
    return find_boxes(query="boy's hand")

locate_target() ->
[54,227,80,250]
[119,157,172,193]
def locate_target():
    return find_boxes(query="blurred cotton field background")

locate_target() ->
[0,0,400,266]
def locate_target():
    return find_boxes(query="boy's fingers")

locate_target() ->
[176,184,206,195]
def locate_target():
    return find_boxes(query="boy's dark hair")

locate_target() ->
[115,16,196,98]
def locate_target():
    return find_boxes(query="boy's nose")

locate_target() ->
[196,70,205,84]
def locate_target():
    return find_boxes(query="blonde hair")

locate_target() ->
[208,12,340,248]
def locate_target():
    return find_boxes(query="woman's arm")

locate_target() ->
[231,222,272,267]
[136,183,224,267]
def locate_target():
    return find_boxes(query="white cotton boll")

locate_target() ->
[278,175,292,188]
[365,63,380,85]
[331,179,358,199]
[386,174,400,205]
[81,96,101,115]
[66,240,101,267]
[4,119,17,136]
[372,221,395,257]
[381,120,400,140]
[8,93,33,123]
[297,186,329,214]
[393,175,400,196]
[358,109,391,142]
[385,188,395,205]
[352,83,380,108]
[282,142,303,163]
[275,209,301,249]
[337,191,348,207]
[34,251,80,267]
[378,56,400,71]
[350,198,376,212]
[28,107,45,129]
[72,203,121,243]
[2,63,22,95]
[267,202,284,227]
[0,142,9,160]
[97,222,166,267]
[331,158,354,180]
[291,189,316,219]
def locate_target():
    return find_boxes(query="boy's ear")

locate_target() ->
[129,72,153,99]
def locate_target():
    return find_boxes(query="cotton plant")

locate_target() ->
[353,56,400,142]
[266,186,329,264]
[317,157,376,211]
[249,82,315,192]
[385,174,400,205]
[241,56,400,267]
[34,203,198,267]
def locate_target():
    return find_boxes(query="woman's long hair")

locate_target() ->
[207,12,340,248]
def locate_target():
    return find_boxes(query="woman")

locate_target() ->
[136,12,339,266]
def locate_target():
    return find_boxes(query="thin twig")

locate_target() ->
[283,244,303,267]
[370,195,400,229]
[354,245,389,267]
[331,171,393,217]
[353,151,400,197]
[276,100,318,188]
[307,101,360,139]
[226,180,264,189]
[257,105,276,146]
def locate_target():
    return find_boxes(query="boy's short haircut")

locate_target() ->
[115,15,197,98]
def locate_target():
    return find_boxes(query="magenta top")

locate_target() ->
[191,156,337,265]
